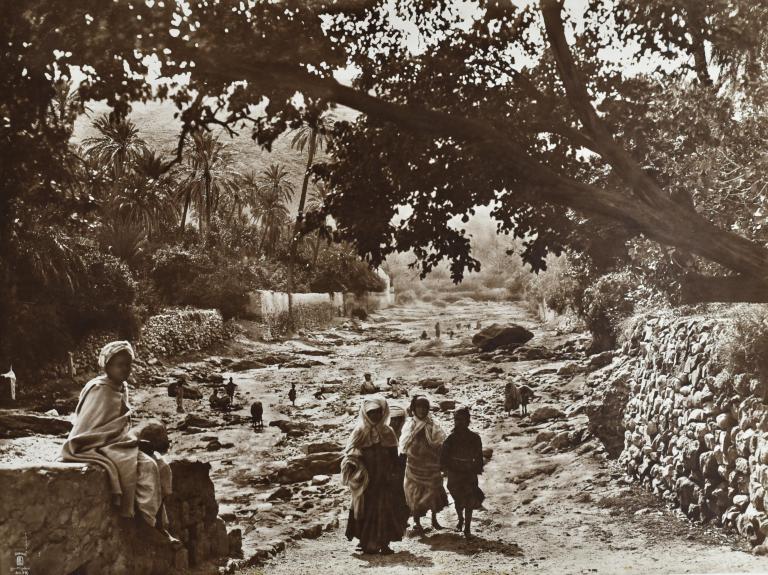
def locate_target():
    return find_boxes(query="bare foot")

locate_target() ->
[456,520,464,532]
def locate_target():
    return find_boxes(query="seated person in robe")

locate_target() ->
[60,341,174,536]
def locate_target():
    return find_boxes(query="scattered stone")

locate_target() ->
[587,351,615,370]
[557,362,584,376]
[439,400,456,412]
[267,486,294,502]
[283,359,325,369]
[472,323,534,352]
[301,441,342,455]
[311,475,331,486]
[178,414,219,429]
[274,452,343,484]
[418,378,444,389]
[269,420,315,436]
[529,406,566,423]
[167,382,203,400]
[0,411,72,438]
[229,359,267,372]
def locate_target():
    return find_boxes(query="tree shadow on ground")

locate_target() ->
[351,550,435,569]
[419,531,523,558]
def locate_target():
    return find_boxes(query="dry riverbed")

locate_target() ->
[2,300,766,574]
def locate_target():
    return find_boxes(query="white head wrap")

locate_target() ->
[98,341,135,371]
[345,395,397,451]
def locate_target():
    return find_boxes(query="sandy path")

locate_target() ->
[243,302,767,575]
[5,300,765,574]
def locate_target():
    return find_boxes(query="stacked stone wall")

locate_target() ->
[68,309,226,375]
[600,314,768,550]
[0,459,238,575]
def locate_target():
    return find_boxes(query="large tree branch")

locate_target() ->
[681,275,768,303]
[541,0,668,208]
[196,56,768,282]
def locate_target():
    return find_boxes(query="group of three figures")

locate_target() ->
[342,394,485,555]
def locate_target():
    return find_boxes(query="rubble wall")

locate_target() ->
[70,309,226,375]
[246,290,342,334]
[0,459,237,575]
[599,314,768,549]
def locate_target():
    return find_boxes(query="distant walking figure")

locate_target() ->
[170,378,185,413]
[400,395,448,533]
[435,322,441,339]
[288,383,297,407]
[225,377,236,403]
[250,401,264,430]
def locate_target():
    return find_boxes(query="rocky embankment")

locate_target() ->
[585,313,768,554]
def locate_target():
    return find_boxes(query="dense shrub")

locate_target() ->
[582,271,635,352]
[719,304,768,382]
[150,246,256,319]
[150,246,214,300]
[10,246,140,373]
[396,289,417,304]
[182,270,251,320]
[523,253,583,315]
[350,307,368,320]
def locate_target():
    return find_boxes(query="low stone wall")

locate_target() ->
[590,313,768,550]
[69,309,226,375]
[0,459,238,574]
[343,289,395,313]
[246,290,342,335]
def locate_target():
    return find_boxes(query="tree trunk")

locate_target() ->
[287,128,318,331]
[681,275,768,303]
[0,194,15,372]
[312,230,322,268]
[179,189,192,233]
[203,169,212,239]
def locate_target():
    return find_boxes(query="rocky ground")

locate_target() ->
[2,300,767,574]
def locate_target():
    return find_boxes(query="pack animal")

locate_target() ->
[504,382,535,416]
[250,401,264,430]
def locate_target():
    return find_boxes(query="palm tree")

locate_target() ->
[305,181,330,267]
[111,149,177,239]
[252,164,295,255]
[177,130,237,236]
[290,114,333,219]
[287,114,334,328]
[84,114,146,181]
[98,217,148,267]
[224,172,258,225]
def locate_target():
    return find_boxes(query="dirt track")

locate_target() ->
[4,300,767,574]
[223,301,767,575]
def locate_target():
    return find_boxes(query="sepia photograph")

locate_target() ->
[3,0,768,573]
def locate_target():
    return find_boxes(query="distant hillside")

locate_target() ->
[72,99,328,210]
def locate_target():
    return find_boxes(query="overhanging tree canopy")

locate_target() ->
[5,0,768,306]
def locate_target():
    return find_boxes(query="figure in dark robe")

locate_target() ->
[342,396,409,554]
[440,406,485,538]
